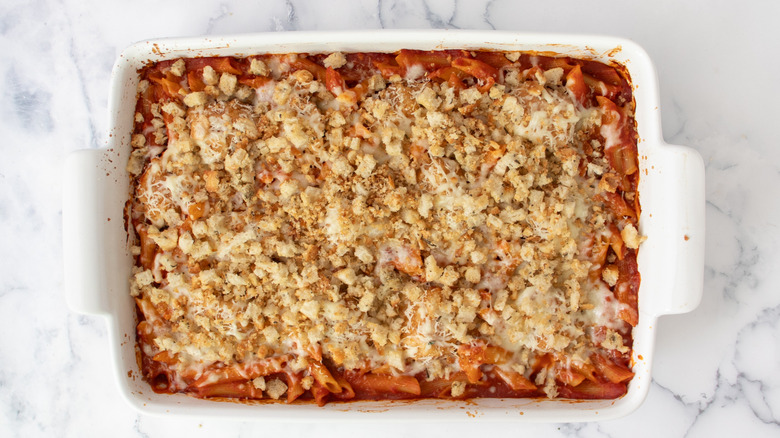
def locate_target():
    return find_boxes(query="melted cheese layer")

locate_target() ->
[128,54,637,399]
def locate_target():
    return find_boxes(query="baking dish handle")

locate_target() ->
[653,143,705,315]
[63,149,110,316]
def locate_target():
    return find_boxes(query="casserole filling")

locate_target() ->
[127,50,640,403]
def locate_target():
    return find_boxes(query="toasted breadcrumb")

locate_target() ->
[621,223,645,249]
[323,52,347,69]
[249,58,269,76]
[266,379,288,399]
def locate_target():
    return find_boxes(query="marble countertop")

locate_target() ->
[2,0,779,436]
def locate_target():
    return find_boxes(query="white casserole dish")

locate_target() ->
[63,30,704,422]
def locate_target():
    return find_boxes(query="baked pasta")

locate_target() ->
[127,49,641,404]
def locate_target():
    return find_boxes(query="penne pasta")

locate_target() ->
[128,48,641,405]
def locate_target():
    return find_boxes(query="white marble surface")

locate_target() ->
[2,0,779,436]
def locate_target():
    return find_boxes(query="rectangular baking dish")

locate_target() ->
[62,30,704,422]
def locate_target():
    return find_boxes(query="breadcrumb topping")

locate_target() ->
[128,52,641,400]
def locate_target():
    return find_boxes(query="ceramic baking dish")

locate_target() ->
[62,30,704,421]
